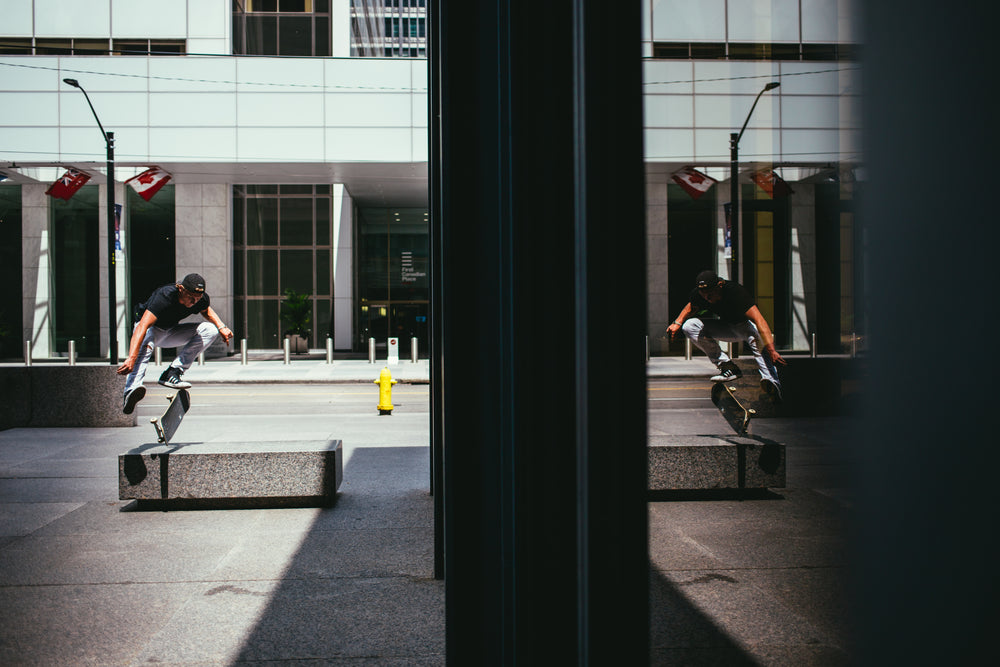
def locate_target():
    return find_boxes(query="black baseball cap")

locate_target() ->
[180,273,206,293]
[695,270,721,288]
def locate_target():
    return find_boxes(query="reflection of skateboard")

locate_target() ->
[151,389,190,444]
[711,382,756,435]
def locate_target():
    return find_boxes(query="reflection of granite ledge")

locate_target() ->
[648,435,785,492]
[119,439,343,509]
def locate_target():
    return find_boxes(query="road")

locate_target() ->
[136,379,715,419]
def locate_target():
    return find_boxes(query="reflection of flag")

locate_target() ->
[751,168,793,198]
[671,166,717,200]
[45,168,91,200]
[126,166,172,201]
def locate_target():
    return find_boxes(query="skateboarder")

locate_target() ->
[117,273,233,414]
[667,270,786,400]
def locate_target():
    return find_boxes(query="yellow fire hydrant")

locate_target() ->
[374,366,397,415]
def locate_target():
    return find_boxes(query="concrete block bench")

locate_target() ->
[648,435,785,492]
[0,365,134,429]
[119,439,343,509]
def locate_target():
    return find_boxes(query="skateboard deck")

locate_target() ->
[711,382,756,435]
[151,389,190,444]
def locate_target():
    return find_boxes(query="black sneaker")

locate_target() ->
[158,366,192,389]
[710,361,742,382]
[760,378,783,403]
[123,386,146,414]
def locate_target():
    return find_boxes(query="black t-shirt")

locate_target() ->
[688,280,755,324]
[140,284,210,329]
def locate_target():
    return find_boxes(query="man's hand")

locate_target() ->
[218,326,233,344]
[116,357,136,376]
[763,343,787,366]
[667,322,682,340]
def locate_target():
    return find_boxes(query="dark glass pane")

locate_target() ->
[279,17,312,56]
[315,16,329,56]
[258,0,278,11]
[127,185,176,326]
[247,249,279,295]
[316,197,330,245]
[245,16,278,55]
[315,298,331,341]
[248,184,278,194]
[247,198,278,245]
[280,0,306,11]
[279,198,313,245]
[690,42,726,59]
[0,186,23,358]
[234,246,245,299]
[247,299,279,348]
[315,0,330,12]
[316,248,331,296]
[280,249,314,294]
[52,186,100,357]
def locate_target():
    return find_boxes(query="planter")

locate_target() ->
[286,334,308,354]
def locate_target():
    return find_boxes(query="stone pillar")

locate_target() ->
[21,184,52,359]
[646,176,669,355]
[175,183,231,357]
[332,184,354,351]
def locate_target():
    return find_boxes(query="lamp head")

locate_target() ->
[63,78,80,88]
[765,81,780,91]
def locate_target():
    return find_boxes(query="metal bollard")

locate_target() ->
[241,338,248,365]
[645,335,649,363]
[685,337,692,361]
[811,333,817,358]
[68,340,76,366]
[25,340,32,366]
[411,337,418,363]
[283,337,291,365]
[368,337,376,363]
[198,351,205,366]
[326,336,333,364]
[155,347,162,366]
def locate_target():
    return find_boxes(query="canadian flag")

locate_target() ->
[671,167,717,200]
[126,166,172,201]
[751,168,793,198]
[45,168,91,200]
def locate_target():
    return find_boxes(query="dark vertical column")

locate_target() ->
[431,0,648,663]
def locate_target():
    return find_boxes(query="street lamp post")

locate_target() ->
[729,81,780,285]
[63,78,118,365]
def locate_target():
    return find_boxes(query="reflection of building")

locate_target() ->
[642,0,861,356]
[0,0,857,360]
[0,0,428,359]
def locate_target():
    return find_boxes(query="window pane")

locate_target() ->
[280,249,314,294]
[316,248,331,296]
[246,16,278,55]
[247,249,279,295]
[279,198,313,245]
[52,186,100,357]
[315,16,329,55]
[128,185,176,323]
[279,17,312,56]
[316,197,330,245]
[247,299,279,348]
[247,198,278,245]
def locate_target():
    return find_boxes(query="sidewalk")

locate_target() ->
[0,355,858,665]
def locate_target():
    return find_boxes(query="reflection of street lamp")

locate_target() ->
[63,78,117,364]
[729,81,780,284]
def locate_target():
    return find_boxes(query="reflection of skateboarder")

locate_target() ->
[667,270,786,401]
[117,274,233,414]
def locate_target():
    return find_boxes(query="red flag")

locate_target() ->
[126,166,172,201]
[671,167,717,200]
[751,168,793,198]
[45,168,91,200]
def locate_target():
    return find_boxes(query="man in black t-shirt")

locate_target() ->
[116,273,233,414]
[667,270,786,400]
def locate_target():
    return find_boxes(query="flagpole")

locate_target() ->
[729,81,780,286]
[63,78,118,365]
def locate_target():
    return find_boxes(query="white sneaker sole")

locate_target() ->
[158,379,192,389]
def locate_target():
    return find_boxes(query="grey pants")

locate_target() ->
[123,322,219,396]
[682,317,780,386]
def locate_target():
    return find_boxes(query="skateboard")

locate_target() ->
[711,382,756,435]
[151,389,190,444]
